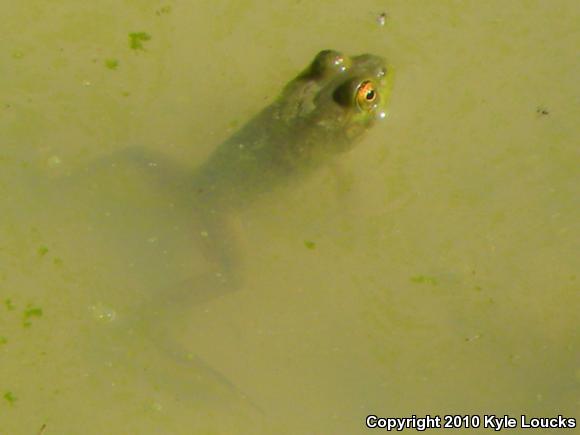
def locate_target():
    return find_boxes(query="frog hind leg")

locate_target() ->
[62,147,255,405]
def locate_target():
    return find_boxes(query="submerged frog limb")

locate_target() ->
[68,145,256,402]
[79,145,247,300]
[90,303,263,413]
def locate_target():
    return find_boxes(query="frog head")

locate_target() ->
[276,49,394,158]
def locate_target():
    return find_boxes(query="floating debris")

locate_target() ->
[304,240,316,250]
[465,333,481,342]
[3,391,16,405]
[536,106,550,116]
[129,32,152,50]
[23,305,43,327]
[105,59,119,70]
[376,12,387,27]
[410,275,438,285]
[4,298,15,311]
[156,5,172,16]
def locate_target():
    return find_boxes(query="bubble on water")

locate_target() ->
[376,12,387,27]
[89,302,117,323]
[47,155,62,169]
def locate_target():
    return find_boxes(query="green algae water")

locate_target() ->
[1,1,578,434]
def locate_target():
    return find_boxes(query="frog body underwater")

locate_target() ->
[188,49,394,292]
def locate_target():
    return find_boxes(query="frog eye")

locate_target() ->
[355,80,378,110]
[333,77,377,110]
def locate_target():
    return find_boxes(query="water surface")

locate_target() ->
[1,1,578,434]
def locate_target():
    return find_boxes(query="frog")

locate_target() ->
[193,49,393,206]
[185,49,394,298]
[75,49,394,407]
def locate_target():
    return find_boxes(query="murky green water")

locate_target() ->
[1,1,578,434]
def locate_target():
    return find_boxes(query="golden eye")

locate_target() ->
[356,80,377,110]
